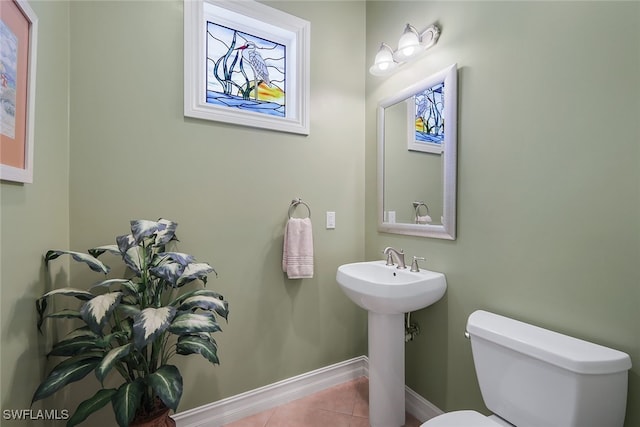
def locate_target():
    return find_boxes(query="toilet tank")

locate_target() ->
[466,310,632,427]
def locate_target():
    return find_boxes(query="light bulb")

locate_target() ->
[369,43,397,76]
[401,45,416,57]
[393,24,422,62]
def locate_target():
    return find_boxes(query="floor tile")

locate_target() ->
[226,377,426,427]
[349,416,369,427]
[266,401,352,427]
[404,412,422,427]
[221,408,274,427]
[352,377,369,418]
[292,378,359,415]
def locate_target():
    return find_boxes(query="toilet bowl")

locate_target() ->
[421,310,632,427]
[422,410,511,426]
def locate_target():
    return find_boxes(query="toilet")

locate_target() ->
[422,310,632,427]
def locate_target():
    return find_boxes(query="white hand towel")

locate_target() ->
[282,217,314,279]
[416,215,432,224]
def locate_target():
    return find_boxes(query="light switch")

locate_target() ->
[388,211,396,223]
[326,211,336,229]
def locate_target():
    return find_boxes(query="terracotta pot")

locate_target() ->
[130,404,176,427]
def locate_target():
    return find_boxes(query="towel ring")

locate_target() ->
[288,198,311,219]
[413,201,430,217]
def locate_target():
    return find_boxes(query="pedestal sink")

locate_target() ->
[336,260,446,427]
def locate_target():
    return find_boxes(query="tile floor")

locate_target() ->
[222,377,422,427]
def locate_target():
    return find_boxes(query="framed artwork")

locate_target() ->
[407,81,444,154]
[0,0,37,183]
[406,68,454,155]
[184,0,310,135]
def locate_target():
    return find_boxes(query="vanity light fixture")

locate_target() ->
[370,23,440,77]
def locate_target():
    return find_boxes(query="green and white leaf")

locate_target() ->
[171,289,229,319]
[31,357,101,403]
[132,307,176,349]
[90,279,134,291]
[123,245,145,275]
[112,380,144,427]
[178,295,229,320]
[157,252,194,266]
[80,292,122,334]
[44,250,110,274]
[88,244,120,259]
[149,262,184,286]
[45,309,82,320]
[176,335,219,364]
[113,317,133,338]
[95,344,132,384]
[47,336,105,357]
[64,326,99,341]
[37,289,89,332]
[169,312,222,335]
[40,287,94,301]
[177,262,216,286]
[130,219,162,244]
[147,365,183,411]
[171,289,225,307]
[155,218,178,245]
[67,388,117,427]
[116,234,142,274]
[36,298,48,332]
[117,304,140,319]
[120,280,141,296]
[99,331,129,347]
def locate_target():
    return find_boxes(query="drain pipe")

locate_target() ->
[405,312,420,342]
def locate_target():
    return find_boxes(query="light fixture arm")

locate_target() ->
[419,24,440,50]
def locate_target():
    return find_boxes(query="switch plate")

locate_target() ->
[326,211,336,229]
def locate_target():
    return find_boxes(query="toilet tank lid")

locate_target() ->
[466,310,632,375]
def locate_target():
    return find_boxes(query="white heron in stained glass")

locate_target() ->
[236,42,270,100]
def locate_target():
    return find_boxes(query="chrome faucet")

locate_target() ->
[410,256,426,272]
[383,247,406,269]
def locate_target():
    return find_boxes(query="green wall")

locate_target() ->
[366,1,640,426]
[67,0,367,424]
[0,1,71,424]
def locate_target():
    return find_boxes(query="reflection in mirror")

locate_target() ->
[378,64,457,239]
[384,100,443,225]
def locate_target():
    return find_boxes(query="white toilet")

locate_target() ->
[422,310,632,427]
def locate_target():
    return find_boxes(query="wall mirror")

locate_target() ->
[377,64,457,239]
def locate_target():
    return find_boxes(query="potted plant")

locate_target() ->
[32,219,229,426]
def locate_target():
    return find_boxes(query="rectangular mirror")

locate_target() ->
[377,64,457,239]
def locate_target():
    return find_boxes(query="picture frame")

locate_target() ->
[184,0,310,135]
[0,0,37,183]
[406,68,452,155]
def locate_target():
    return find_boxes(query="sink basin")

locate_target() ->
[336,260,446,314]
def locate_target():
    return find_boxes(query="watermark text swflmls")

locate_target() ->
[2,409,69,421]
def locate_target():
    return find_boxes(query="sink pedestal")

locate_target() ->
[368,312,406,427]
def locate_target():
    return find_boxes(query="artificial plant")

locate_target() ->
[32,219,228,426]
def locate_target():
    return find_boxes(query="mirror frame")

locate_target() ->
[377,63,457,239]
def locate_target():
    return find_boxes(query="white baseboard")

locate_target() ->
[406,386,444,421]
[173,356,368,426]
[173,355,443,426]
